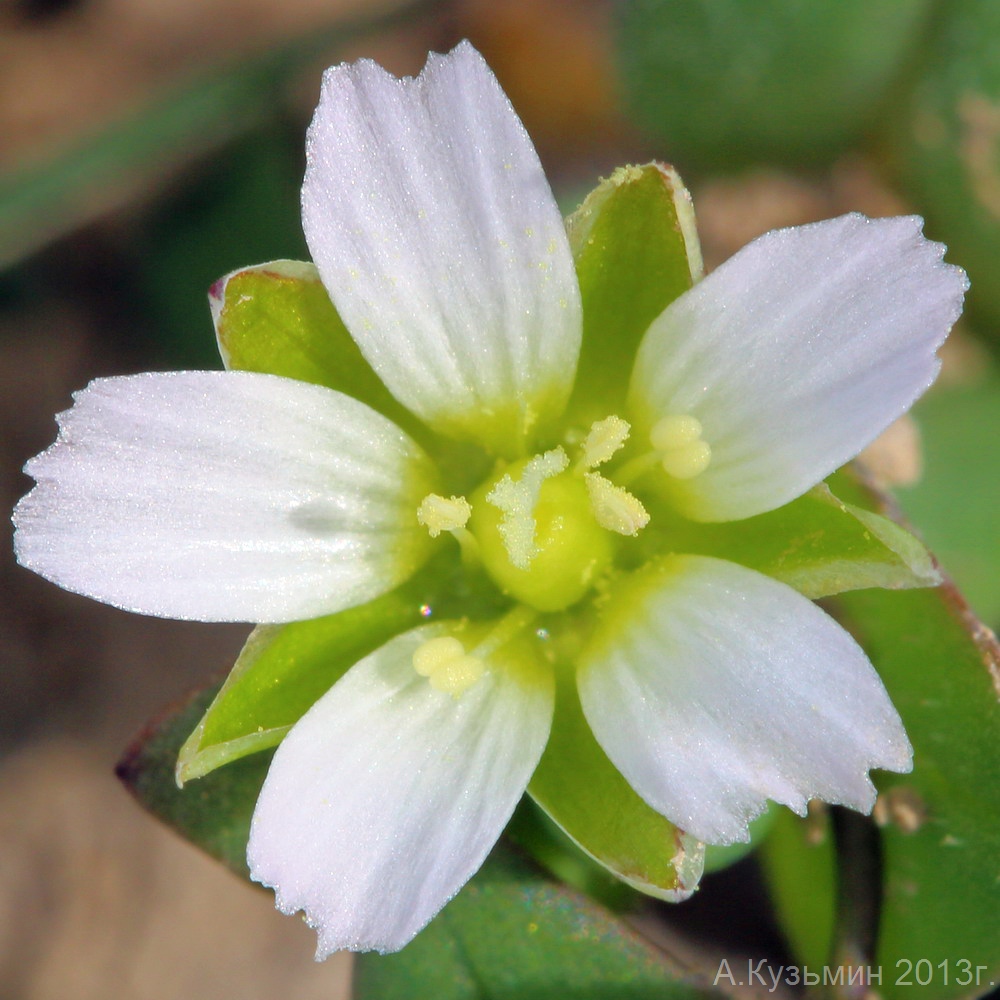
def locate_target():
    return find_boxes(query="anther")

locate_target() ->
[417,494,472,537]
[412,636,485,697]
[650,414,712,480]
[584,473,649,536]
[578,415,631,470]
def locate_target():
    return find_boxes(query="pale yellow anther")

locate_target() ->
[650,414,703,451]
[580,416,631,469]
[487,448,568,570]
[412,636,485,697]
[661,441,712,480]
[584,473,650,536]
[417,493,472,538]
[650,415,712,480]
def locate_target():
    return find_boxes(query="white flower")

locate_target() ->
[12,43,967,956]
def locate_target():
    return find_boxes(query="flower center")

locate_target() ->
[417,416,649,613]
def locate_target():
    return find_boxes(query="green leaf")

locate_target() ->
[528,668,705,900]
[566,163,701,428]
[890,0,1000,338]
[835,582,1000,999]
[117,682,270,877]
[640,481,939,600]
[354,842,717,1000]
[213,260,414,432]
[616,0,935,172]
[896,377,1000,624]
[758,807,837,973]
[755,470,1000,996]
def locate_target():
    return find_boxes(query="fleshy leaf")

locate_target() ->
[758,807,837,974]
[117,682,270,877]
[896,376,1000,624]
[640,481,939,600]
[757,471,1000,995]
[891,0,1000,338]
[835,582,1000,999]
[354,843,717,1000]
[528,668,705,901]
[565,162,701,427]
[616,0,934,171]
[210,259,417,434]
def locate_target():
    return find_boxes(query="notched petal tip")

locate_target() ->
[13,372,435,623]
[578,555,913,845]
[630,211,969,523]
[302,41,581,456]
[248,624,553,955]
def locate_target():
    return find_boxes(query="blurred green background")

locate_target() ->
[2,1,998,997]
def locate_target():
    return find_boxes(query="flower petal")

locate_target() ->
[301,41,581,456]
[247,623,553,955]
[13,371,435,623]
[577,554,912,845]
[628,214,968,521]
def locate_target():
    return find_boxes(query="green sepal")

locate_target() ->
[176,591,421,785]
[211,259,417,434]
[528,666,705,901]
[640,479,940,600]
[354,842,717,1000]
[176,551,510,784]
[565,163,701,429]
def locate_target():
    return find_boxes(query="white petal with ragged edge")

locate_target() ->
[247,624,553,955]
[577,555,911,845]
[13,371,434,623]
[629,214,968,522]
[302,41,581,455]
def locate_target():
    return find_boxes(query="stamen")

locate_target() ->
[650,414,712,480]
[412,636,485,697]
[578,415,631,470]
[650,414,703,451]
[584,473,649,536]
[417,493,472,538]
[486,448,568,570]
[661,441,712,479]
